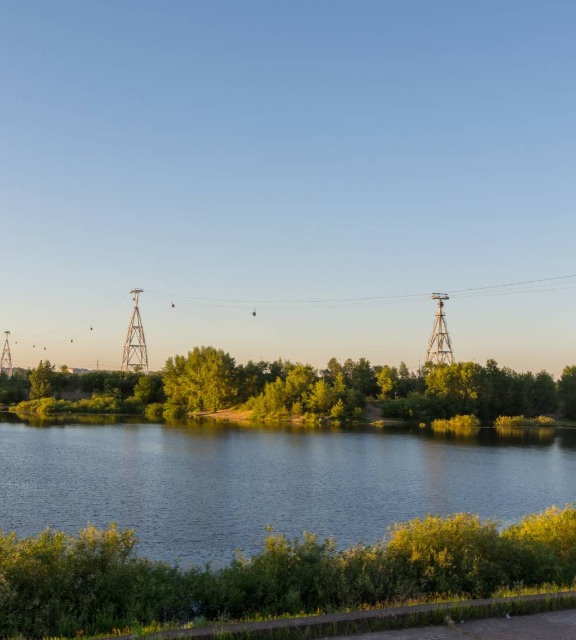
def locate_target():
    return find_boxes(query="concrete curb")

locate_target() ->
[106,591,576,640]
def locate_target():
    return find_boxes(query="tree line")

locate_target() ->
[379,359,570,423]
[3,348,576,422]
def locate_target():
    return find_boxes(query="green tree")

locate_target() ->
[400,362,426,396]
[29,360,55,400]
[529,370,557,415]
[249,378,288,419]
[133,375,153,404]
[163,346,238,413]
[268,358,293,382]
[376,365,399,399]
[343,358,378,397]
[322,357,343,384]
[477,359,510,421]
[306,379,336,414]
[236,360,270,402]
[425,362,483,415]
[329,398,346,420]
[0,371,29,405]
[332,371,347,397]
[558,366,576,420]
[284,364,317,406]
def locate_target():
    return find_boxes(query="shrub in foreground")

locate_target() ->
[502,505,576,584]
[384,513,509,598]
[3,506,576,637]
[0,525,194,638]
[199,532,347,619]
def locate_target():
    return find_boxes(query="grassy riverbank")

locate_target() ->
[3,505,576,639]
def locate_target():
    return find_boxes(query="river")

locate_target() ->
[0,415,575,567]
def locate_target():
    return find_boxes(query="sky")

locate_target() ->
[0,1,575,376]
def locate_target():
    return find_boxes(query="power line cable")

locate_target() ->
[147,273,576,310]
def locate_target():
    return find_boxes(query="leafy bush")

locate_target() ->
[144,402,165,420]
[5,509,576,637]
[381,393,447,422]
[384,513,510,598]
[339,542,392,605]
[502,505,576,584]
[162,403,187,419]
[11,393,147,416]
[0,525,195,639]
[201,532,345,619]
[431,414,481,435]
[494,415,555,427]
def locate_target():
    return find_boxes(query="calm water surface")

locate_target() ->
[1,416,575,566]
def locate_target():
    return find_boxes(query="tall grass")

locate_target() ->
[4,505,576,638]
[430,414,481,436]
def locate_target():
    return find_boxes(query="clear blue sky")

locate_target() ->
[1,1,575,375]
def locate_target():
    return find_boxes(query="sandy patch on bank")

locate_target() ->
[198,404,383,424]
[197,407,253,422]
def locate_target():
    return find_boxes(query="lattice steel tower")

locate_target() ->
[1,331,12,378]
[121,289,148,373]
[426,293,454,364]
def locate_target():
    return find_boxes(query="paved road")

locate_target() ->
[325,609,576,639]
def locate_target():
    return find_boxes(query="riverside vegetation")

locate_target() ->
[3,349,576,424]
[1,505,576,638]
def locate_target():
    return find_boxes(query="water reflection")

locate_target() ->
[430,425,481,439]
[381,422,558,448]
[494,425,556,443]
[7,411,151,428]
[555,428,576,450]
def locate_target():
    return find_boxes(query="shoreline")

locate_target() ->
[196,401,386,425]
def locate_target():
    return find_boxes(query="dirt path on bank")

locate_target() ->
[198,403,382,425]
[364,401,382,423]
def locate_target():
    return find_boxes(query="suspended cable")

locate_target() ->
[147,273,576,311]
[30,293,131,339]
[7,272,576,361]
[448,273,576,295]
[451,283,576,301]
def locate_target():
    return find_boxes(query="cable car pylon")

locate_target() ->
[426,293,454,364]
[121,289,149,373]
[1,331,13,378]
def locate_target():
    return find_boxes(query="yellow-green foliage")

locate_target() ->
[249,368,362,422]
[502,505,576,583]
[385,513,507,597]
[214,532,346,617]
[5,507,576,638]
[0,524,193,639]
[431,414,481,435]
[494,415,556,427]
[339,542,391,605]
[144,402,165,420]
[12,394,126,416]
